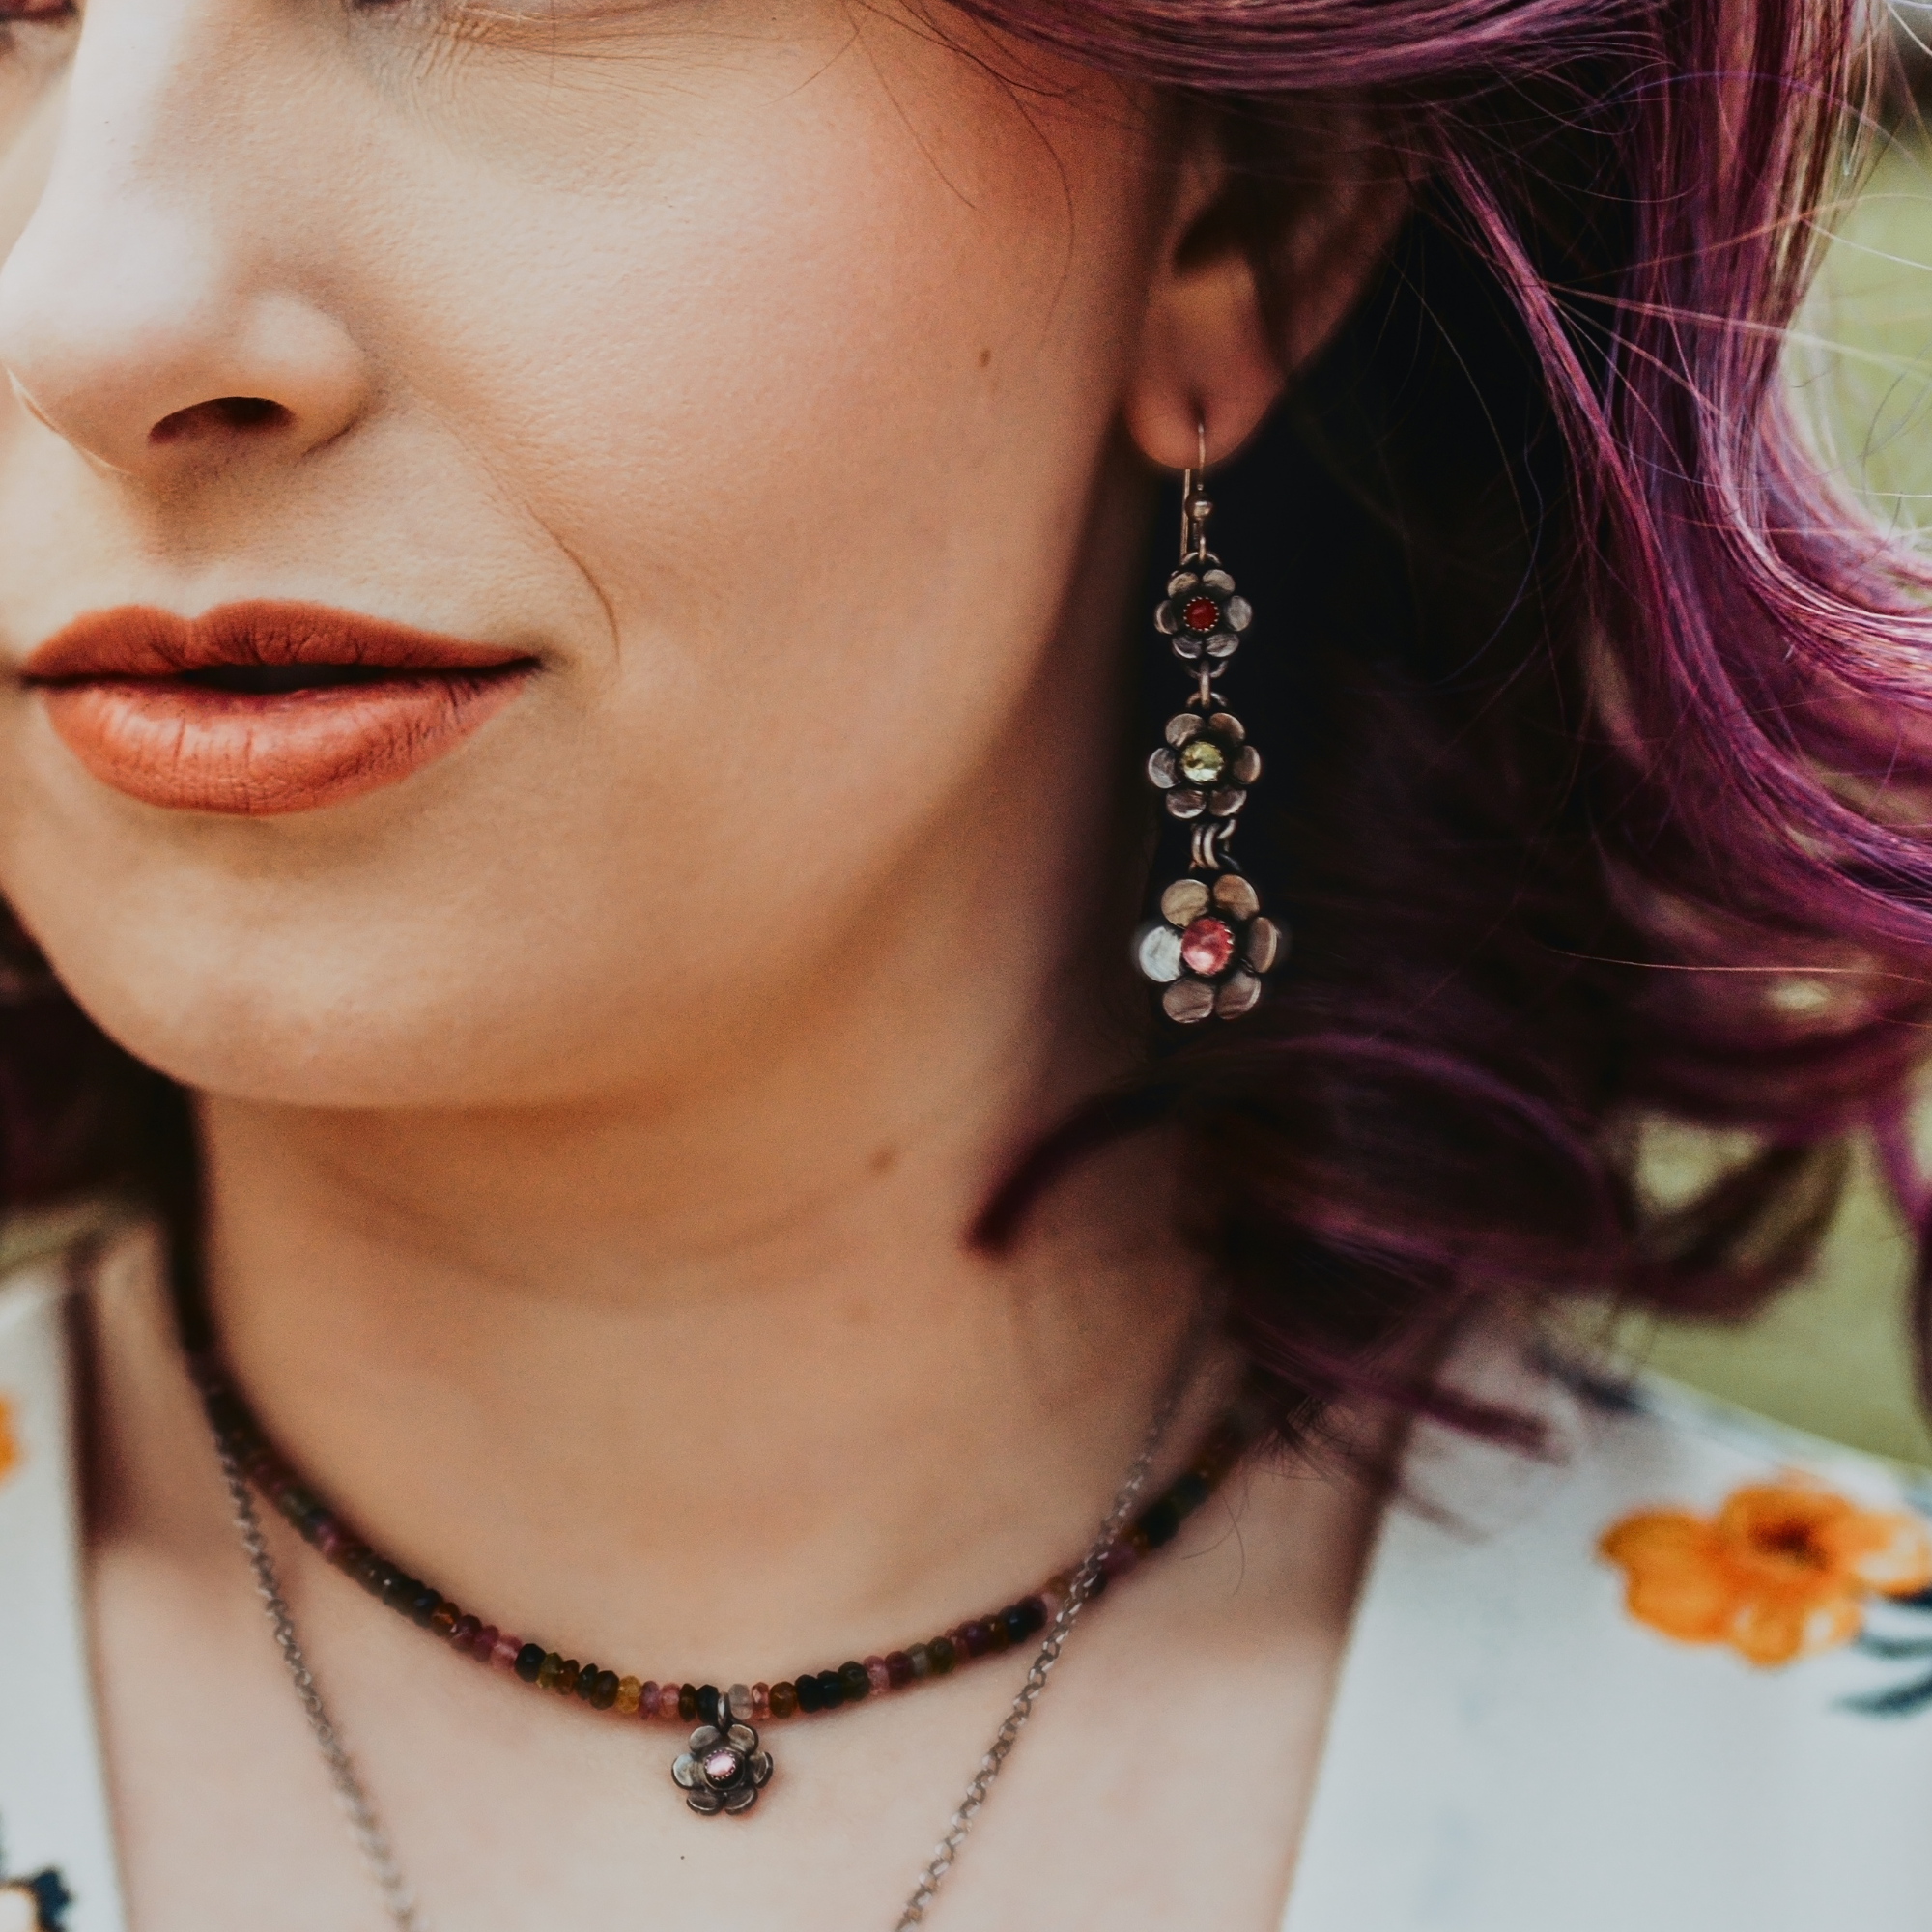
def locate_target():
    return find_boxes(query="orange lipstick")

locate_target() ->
[23,601,535,816]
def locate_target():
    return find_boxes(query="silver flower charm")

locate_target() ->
[672,1714,774,1816]
[1155,564,1252,664]
[1133,871,1282,1023]
[1146,708,1261,822]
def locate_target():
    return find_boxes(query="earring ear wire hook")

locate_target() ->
[1179,415,1211,563]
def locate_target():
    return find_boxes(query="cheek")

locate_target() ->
[397,40,1155,791]
[0,31,1158,1109]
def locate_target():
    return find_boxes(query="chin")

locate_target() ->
[23,894,631,1113]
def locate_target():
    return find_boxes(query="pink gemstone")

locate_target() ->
[473,1624,499,1663]
[492,1634,523,1670]
[703,1748,742,1784]
[314,1522,344,1560]
[1099,1541,1139,1581]
[1179,917,1235,976]
[867,1656,891,1694]
[752,1683,771,1719]
[642,1681,661,1717]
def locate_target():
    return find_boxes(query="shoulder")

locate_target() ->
[1286,1335,1932,1932]
[0,1225,130,1932]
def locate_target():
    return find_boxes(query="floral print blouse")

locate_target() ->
[1285,1348,1932,1931]
[7,1240,1932,1930]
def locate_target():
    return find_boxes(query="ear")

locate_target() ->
[1124,118,1410,469]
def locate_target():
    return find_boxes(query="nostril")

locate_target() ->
[150,396,293,444]
[213,396,288,431]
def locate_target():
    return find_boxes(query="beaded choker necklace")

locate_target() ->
[193,1353,1265,1826]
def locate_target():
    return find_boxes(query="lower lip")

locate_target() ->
[36,668,532,816]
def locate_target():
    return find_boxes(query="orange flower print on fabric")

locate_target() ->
[1600,1478,1932,1667]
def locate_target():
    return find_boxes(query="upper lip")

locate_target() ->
[21,601,533,682]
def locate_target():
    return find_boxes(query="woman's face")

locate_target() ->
[0,0,1179,1109]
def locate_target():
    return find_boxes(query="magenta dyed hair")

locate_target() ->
[965,0,1932,1427]
[6,0,1932,1431]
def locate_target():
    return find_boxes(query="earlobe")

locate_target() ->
[1125,122,1409,470]
[1124,231,1283,472]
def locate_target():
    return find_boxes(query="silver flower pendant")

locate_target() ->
[672,1712,774,1816]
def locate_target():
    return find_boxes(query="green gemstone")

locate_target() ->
[1179,740,1224,783]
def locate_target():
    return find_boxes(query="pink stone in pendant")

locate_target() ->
[703,1748,743,1784]
[1179,917,1235,976]
[867,1656,891,1694]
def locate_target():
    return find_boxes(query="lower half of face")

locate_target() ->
[0,0,1164,1109]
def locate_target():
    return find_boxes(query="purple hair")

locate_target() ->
[965,0,1932,1427]
[9,0,1932,1434]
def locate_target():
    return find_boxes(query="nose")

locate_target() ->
[0,269,371,476]
[0,14,372,481]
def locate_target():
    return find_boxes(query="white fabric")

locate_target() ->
[0,1259,127,1931]
[1286,1361,1932,1930]
[8,1243,1932,1929]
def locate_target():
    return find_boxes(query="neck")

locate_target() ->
[182,1042,1207,1677]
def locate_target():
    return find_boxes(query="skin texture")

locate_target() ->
[0,2,1401,1925]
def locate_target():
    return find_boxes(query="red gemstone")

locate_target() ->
[1179,917,1235,976]
[1182,596,1220,633]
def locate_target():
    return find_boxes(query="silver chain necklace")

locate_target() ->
[212,1366,1190,1930]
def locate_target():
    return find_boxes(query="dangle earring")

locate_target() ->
[1134,425,1285,1023]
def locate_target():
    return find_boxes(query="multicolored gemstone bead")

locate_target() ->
[190,1355,1264,1825]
